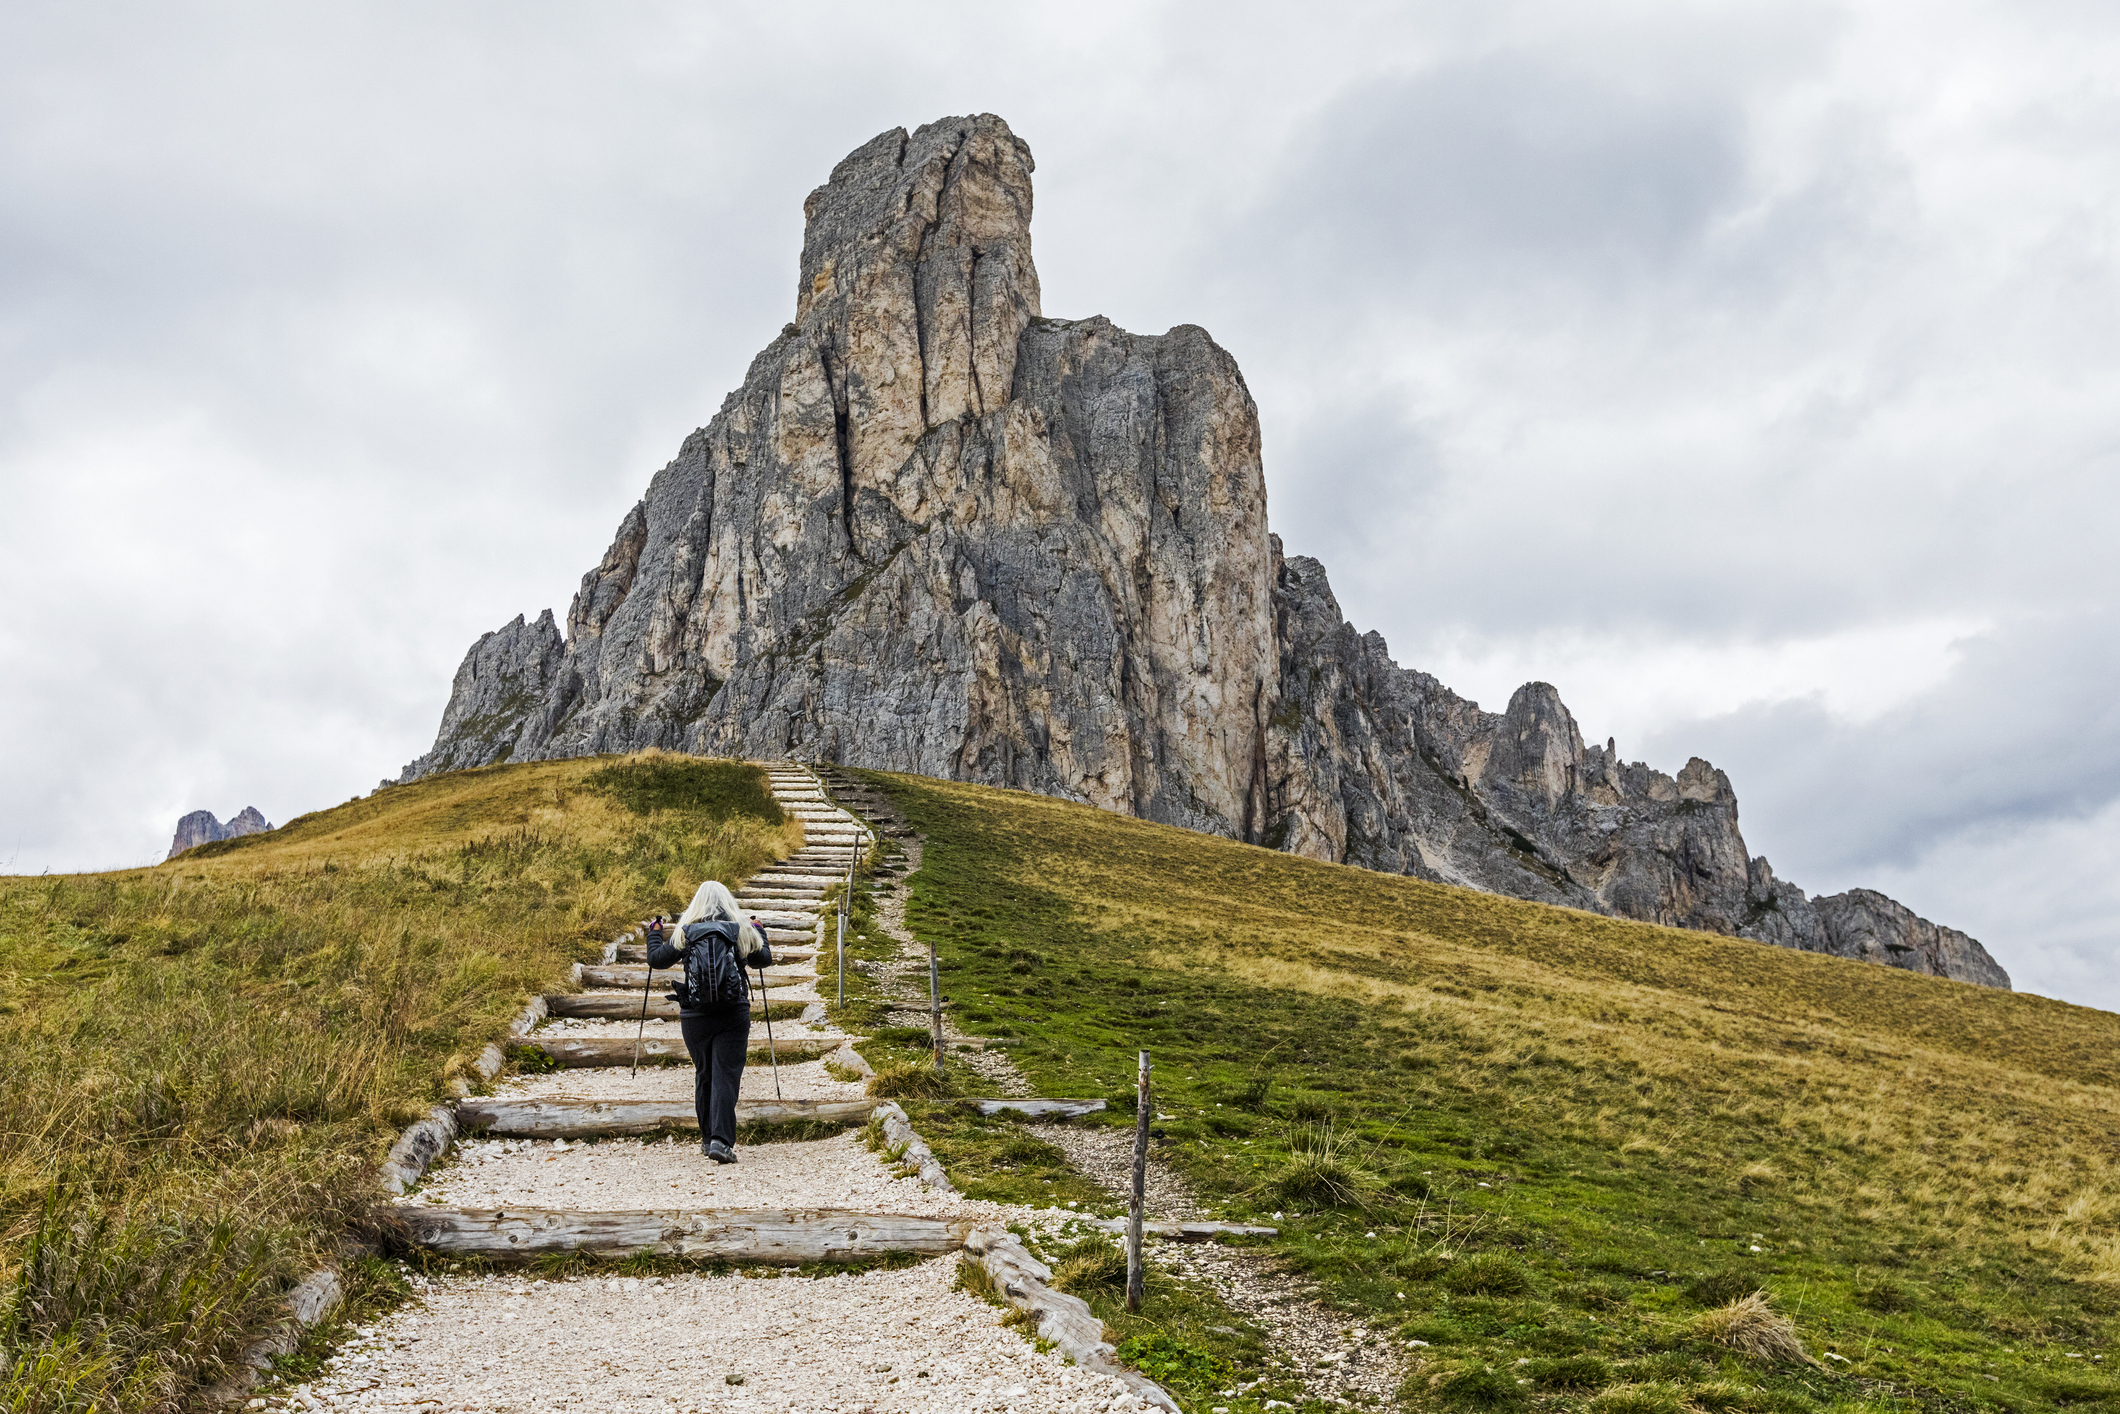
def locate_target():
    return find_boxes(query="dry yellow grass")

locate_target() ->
[1693,1291,1811,1364]
[0,753,798,1410]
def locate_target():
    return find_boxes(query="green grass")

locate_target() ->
[851,768,2120,1413]
[0,753,798,1411]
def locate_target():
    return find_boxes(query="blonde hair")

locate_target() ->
[676,880,766,960]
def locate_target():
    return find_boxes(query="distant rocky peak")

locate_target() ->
[166,806,273,861]
[1480,682,1587,809]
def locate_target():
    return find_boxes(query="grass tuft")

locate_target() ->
[1691,1292,1810,1364]
[1854,1276,1916,1313]
[1048,1237,1129,1295]
[1443,1251,1535,1296]
[954,1256,1002,1306]
[1528,1354,1611,1388]
[1684,1268,1762,1307]
[1434,1363,1528,1410]
[866,1063,957,1100]
[1583,1381,1686,1414]
[1272,1124,1379,1208]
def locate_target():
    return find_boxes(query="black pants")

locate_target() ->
[679,1006,750,1147]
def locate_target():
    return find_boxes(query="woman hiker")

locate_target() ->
[644,881,774,1163]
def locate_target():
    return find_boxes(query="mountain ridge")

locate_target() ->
[398,113,2007,991]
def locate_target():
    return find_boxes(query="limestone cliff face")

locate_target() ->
[401,113,2008,991]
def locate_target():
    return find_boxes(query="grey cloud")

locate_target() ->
[1256,58,1748,306]
[1630,610,2120,1002]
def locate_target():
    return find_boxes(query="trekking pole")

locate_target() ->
[631,917,660,1079]
[755,962,783,1100]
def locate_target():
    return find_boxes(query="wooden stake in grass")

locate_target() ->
[929,937,944,1067]
[1127,1048,1150,1312]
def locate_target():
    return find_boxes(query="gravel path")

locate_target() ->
[1035,1126,1203,1221]
[490,1058,868,1104]
[408,1131,1026,1218]
[1162,1242,1405,1409]
[274,1259,1161,1413]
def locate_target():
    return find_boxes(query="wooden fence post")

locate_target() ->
[1127,1048,1150,1312]
[929,939,944,1067]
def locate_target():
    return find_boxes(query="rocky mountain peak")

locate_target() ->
[789,115,1041,527]
[1481,682,1587,810]
[398,115,2009,993]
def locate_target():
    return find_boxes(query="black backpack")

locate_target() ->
[672,919,748,1008]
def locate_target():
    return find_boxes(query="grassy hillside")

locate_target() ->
[0,754,796,1411]
[856,770,2120,1413]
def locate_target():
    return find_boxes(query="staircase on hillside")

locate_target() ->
[267,767,1184,1413]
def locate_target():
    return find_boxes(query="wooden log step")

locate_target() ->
[455,1096,876,1138]
[395,1206,976,1261]
[969,1098,1108,1118]
[524,1035,845,1066]
[547,989,818,1020]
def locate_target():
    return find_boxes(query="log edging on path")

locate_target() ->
[962,1227,1181,1414]
[396,1206,978,1261]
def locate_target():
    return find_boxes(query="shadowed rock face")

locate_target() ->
[400,113,2008,991]
[166,806,272,861]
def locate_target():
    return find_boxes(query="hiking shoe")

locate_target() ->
[706,1140,735,1165]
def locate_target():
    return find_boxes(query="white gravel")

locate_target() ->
[490,1059,870,1104]
[405,1131,1026,1219]
[274,1259,1160,1413]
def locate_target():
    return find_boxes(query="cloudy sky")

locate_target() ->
[5,1,2117,1009]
